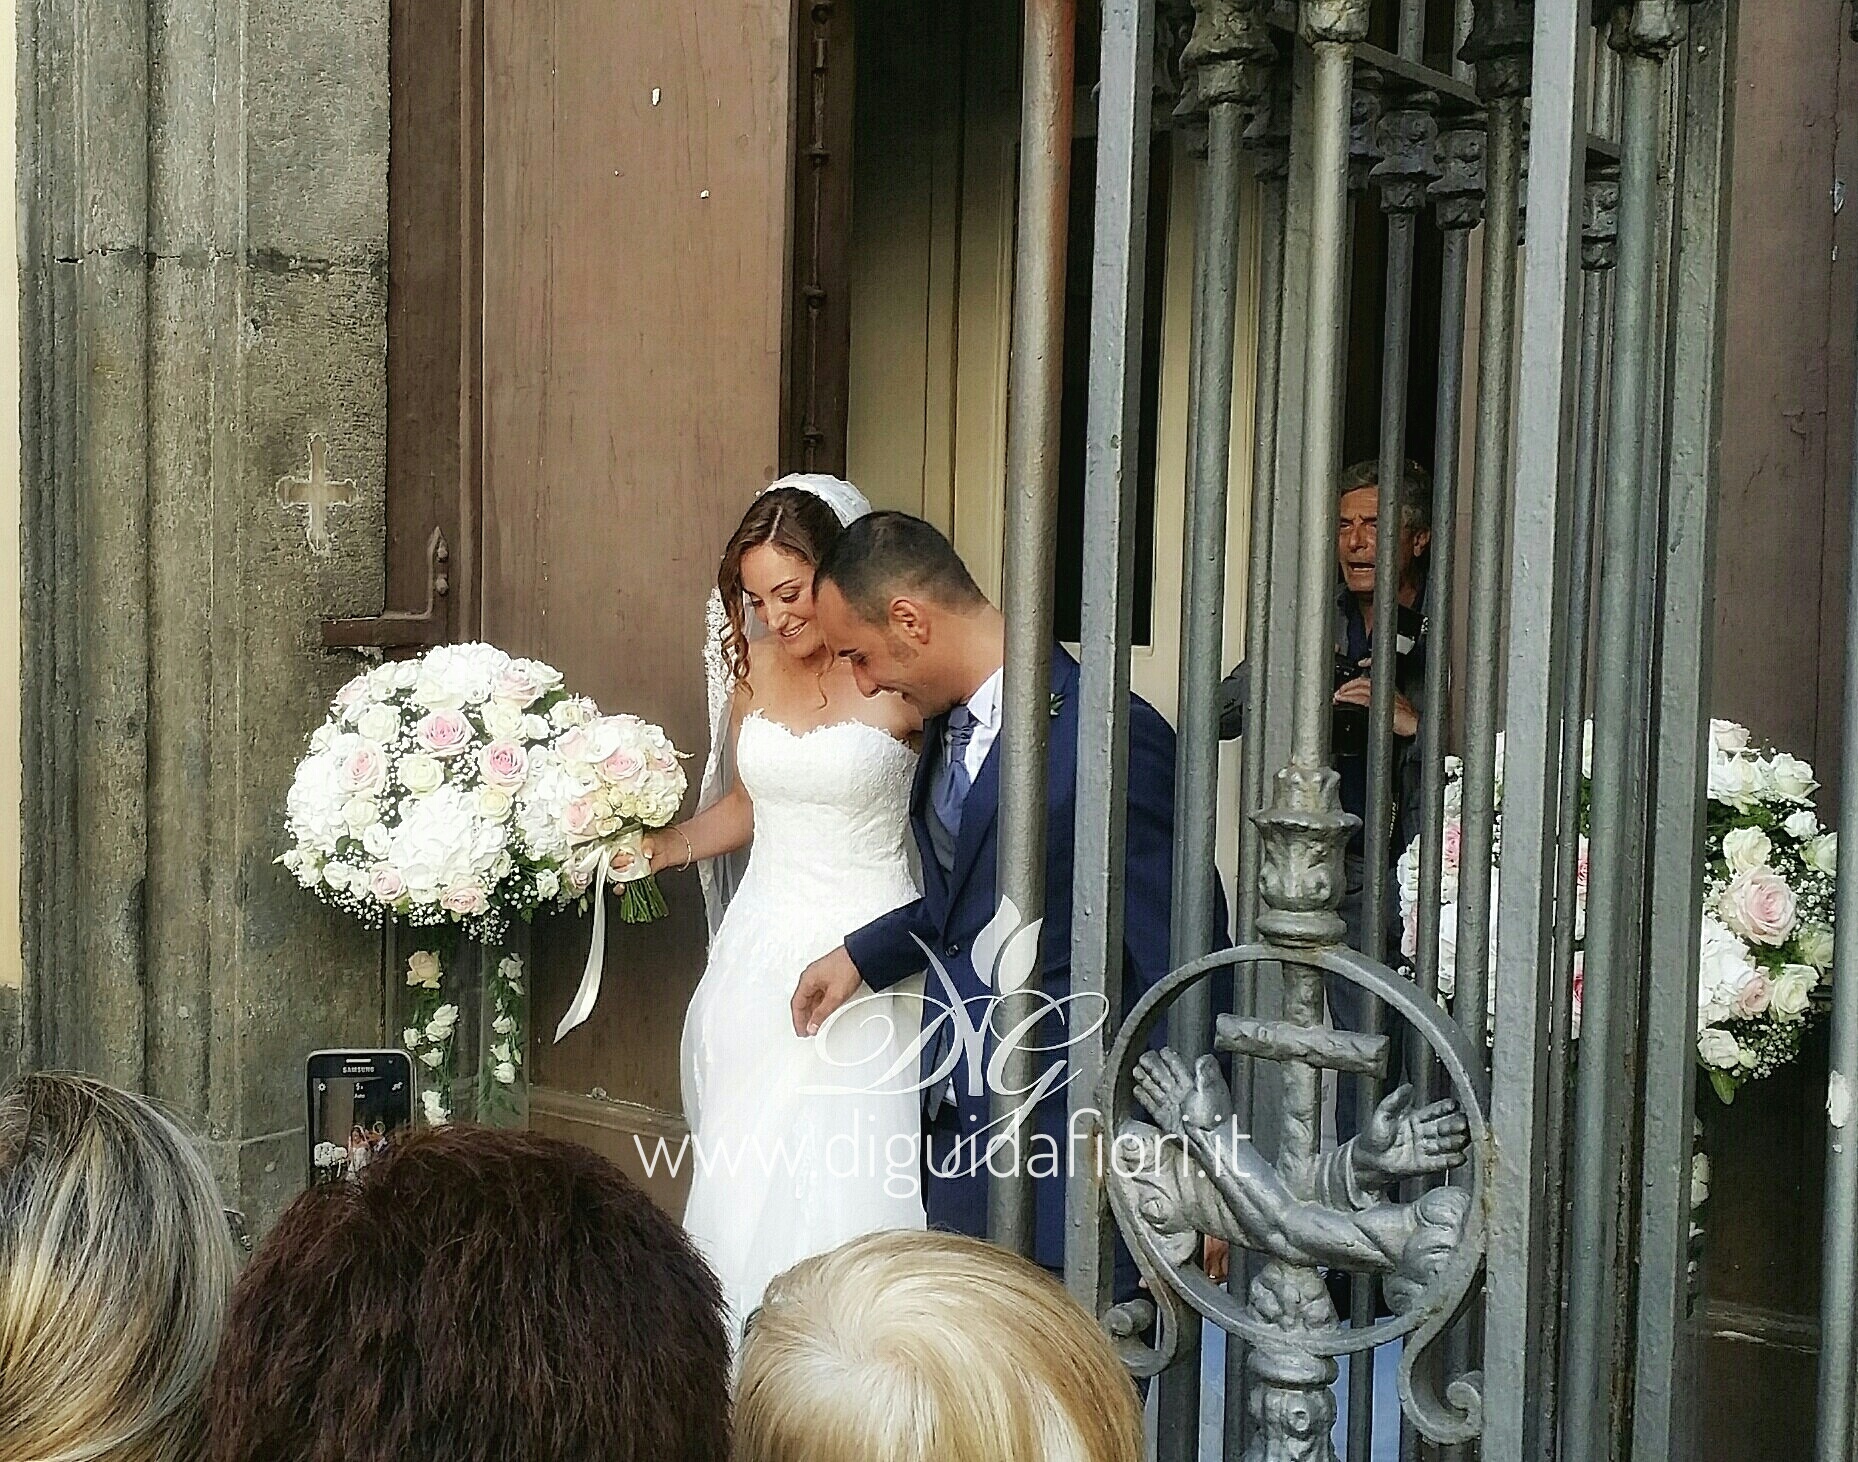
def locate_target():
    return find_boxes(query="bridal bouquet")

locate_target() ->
[279,643,577,942]
[1397,719,1836,1103]
[517,713,688,924]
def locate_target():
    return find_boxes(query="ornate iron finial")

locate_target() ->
[1255,767,1356,949]
[1460,0,1534,101]
[1430,124,1488,232]
[1581,169,1621,270]
[1182,0,1276,112]
[1300,0,1371,47]
[1371,92,1442,214]
[1607,0,1686,60]
[1348,68,1386,195]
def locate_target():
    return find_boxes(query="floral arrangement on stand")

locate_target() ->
[281,643,686,1124]
[1397,718,1836,1105]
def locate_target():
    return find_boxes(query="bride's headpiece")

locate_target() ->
[697,474,873,936]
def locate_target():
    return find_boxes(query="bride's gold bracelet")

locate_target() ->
[673,826,695,871]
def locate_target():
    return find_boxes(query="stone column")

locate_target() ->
[20,0,391,1227]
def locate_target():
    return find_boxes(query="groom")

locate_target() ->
[793,510,1211,1287]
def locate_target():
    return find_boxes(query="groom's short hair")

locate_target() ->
[816,511,987,622]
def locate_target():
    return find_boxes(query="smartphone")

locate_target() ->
[305,1049,414,1188]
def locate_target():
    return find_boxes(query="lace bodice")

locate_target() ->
[729,714,918,917]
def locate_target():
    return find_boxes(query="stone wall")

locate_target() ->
[19,0,390,1227]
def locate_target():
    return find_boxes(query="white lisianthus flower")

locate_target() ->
[421,1089,449,1125]
[425,1003,460,1042]
[1784,809,1821,841]
[1805,832,1839,877]
[419,1047,446,1069]
[1710,719,1749,755]
[1581,719,1595,778]
[1770,964,1819,1020]
[491,1012,516,1036]
[1690,1152,1711,1210]
[398,754,446,796]
[402,1026,422,1050]
[493,1060,519,1086]
[491,1040,512,1065]
[1722,826,1772,874]
[522,713,553,742]
[534,867,560,900]
[363,824,392,860]
[1797,921,1836,970]
[310,724,336,754]
[406,950,443,989]
[354,702,402,745]
[498,954,524,982]
[1697,1027,1743,1070]
[1764,752,1819,804]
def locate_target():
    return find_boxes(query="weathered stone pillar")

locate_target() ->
[21,0,390,1227]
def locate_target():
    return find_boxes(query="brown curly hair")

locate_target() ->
[205,1124,729,1462]
[717,487,846,686]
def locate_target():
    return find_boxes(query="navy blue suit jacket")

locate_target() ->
[844,648,1205,1276]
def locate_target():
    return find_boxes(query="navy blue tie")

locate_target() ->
[933,705,977,837]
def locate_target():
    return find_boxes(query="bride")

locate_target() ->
[645,474,927,1335]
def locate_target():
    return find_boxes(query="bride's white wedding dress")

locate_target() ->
[680,711,927,1332]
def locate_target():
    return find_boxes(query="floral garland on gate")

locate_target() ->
[1397,719,1836,1104]
[280,643,687,1123]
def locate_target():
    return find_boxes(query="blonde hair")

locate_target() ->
[0,1075,238,1462]
[733,1230,1144,1462]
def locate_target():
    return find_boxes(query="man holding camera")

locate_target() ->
[1218,458,1433,1131]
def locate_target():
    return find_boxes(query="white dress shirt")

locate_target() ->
[950,666,1004,781]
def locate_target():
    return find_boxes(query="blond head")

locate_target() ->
[0,1074,238,1462]
[733,1230,1144,1462]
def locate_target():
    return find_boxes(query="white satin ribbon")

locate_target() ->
[554,848,613,1042]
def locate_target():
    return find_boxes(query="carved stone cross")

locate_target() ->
[277,435,356,556]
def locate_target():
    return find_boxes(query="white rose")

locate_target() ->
[549,698,594,730]
[355,703,402,744]
[419,1047,445,1069]
[1806,832,1839,877]
[1797,921,1836,970]
[401,1026,422,1050]
[480,699,526,740]
[1709,751,1762,811]
[1771,964,1818,1020]
[1697,912,1757,1015]
[1710,719,1749,755]
[1764,752,1819,805]
[1722,826,1772,874]
[366,663,402,699]
[343,797,380,834]
[421,1089,449,1126]
[493,1060,519,1086]
[1785,810,1821,841]
[1697,1027,1743,1069]
[1717,869,1797,947]
[515,657,565,694]
[522,713,553,742]
[393,659,421,690]
[322,861,358,893]
[534,868,560,900]
[398,754,446,796]
[412,668,466,711]
[363,824,392,860]
[476,785,514,823]
[406,950,443,989]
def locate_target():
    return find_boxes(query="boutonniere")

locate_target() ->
[1049,693,1064,719]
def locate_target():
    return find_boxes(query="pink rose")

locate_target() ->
[557,727,592,764]
[339,745,388,796]
[415,709,473,759]
[1441,820,1463,875]
[1719,869,1798,947]
[564,797,598,837]
[370,866,407,902]
[1576,838,1590,896]
[441,883,490,917]
[492,666,542,708]
[478,739,530,789]
[1734,972,1773,1018]
[601,747,646,785]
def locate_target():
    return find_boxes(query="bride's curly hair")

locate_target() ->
[717,486,846,687]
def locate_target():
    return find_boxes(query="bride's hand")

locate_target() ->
[792,947,863,1037]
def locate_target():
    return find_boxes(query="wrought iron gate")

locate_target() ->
[982,1,1752,1457]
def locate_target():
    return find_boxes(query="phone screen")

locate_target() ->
[306,1050,413,1187]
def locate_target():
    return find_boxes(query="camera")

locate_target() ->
[1333,655,1369,757]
